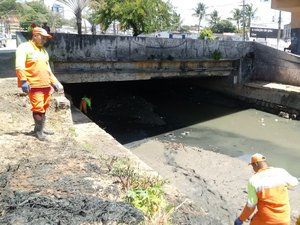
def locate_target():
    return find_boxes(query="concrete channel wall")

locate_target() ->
[253,43,300,86]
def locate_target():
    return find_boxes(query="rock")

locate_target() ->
[53,95,70,111]
[278,111,289,119]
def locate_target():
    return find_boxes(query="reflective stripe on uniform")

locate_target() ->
[15,40,57,88]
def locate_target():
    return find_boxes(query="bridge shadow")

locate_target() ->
[64,78,247,145]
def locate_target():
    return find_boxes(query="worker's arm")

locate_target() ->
[237,181,257,222]
[15,44,29,83]
[282,169,299,187]
[239,204,256,221]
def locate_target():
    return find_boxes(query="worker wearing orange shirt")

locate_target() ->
[16,27,62,141]
[234,153,299,225]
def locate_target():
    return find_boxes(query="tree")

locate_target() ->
[17,1,50,30]
[169,12,182,32]
[0,0,18,33]
[0,0,17,17]
[211,19,236,33]
[88,0,116,33]
[230,8,242,32]
[57,0,90,35]
[94,0,177,36]
[208,10,220,27]
[199,28,214,40]
[193,2,207,34]
[244,3,257,30]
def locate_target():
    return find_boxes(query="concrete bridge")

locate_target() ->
[45,34,250,84]
[17,32,300,87]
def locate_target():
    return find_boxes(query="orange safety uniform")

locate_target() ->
[240,167,299,225]
[16,40,58,113]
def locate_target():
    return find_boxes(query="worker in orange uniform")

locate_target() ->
[80,96,92,114]
[234,153,299,225]
[16,27,62,141]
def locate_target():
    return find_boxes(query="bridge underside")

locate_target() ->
[54,59,238,83]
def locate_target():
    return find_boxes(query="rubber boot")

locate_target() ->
[33,113,47,141]
[41,113,54,135]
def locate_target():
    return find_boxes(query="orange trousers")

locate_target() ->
[28,88,51,113]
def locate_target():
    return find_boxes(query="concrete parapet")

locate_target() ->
[47,34,253,62]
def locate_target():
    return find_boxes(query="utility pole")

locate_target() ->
[277,10,282,49]
[242,0,246,41]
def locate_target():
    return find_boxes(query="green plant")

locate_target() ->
[126,183,167,217]
[199,28,215,40]
[109,157,174,224]
[211,49,222,60]
[108,157,141,191]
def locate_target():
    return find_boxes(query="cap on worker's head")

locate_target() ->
[249,153,266,165]
[32,27,52,38]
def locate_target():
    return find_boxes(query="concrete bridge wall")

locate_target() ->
[253,43,300,86]
[16,32,300,86]
[47,34,253,61]
[40,33,253,84]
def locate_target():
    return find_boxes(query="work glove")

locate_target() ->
[52,82,60,92]
[234,218,243,225]
[21,80,31,93]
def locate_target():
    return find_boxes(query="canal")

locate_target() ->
[64,78,300,177]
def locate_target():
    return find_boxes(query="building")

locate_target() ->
[271,0,300,54]
[51,3,64,18]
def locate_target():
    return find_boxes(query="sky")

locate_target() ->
[168,0,291,27]
[44,0,291,28]
[169,0,242,26]
[45,0,242,26]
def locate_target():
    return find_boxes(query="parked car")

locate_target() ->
[0,33,7,48]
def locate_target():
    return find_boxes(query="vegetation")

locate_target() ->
[211,19,236,33]
[0,0,18,33]
[211,49,222,60]
[0,0,259,39]
[108,157,174,224]
[230,8,242,32]
[18,1,50,30]
[92,0,180,36]
[0,0,64,32]
[208,10,221,27]
[57,0,89,35]
[193,2,208,34]
[244,3,257,31]
[199,28,214,40]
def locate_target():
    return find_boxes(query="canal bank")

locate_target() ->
[0,77,220,224]
[0,75,299,224]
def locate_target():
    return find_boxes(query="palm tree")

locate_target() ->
[244,3,257,30]
[208,10,220,27]
[57,0,90,34]
[193,2,207,34]
[231,8,242,32]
